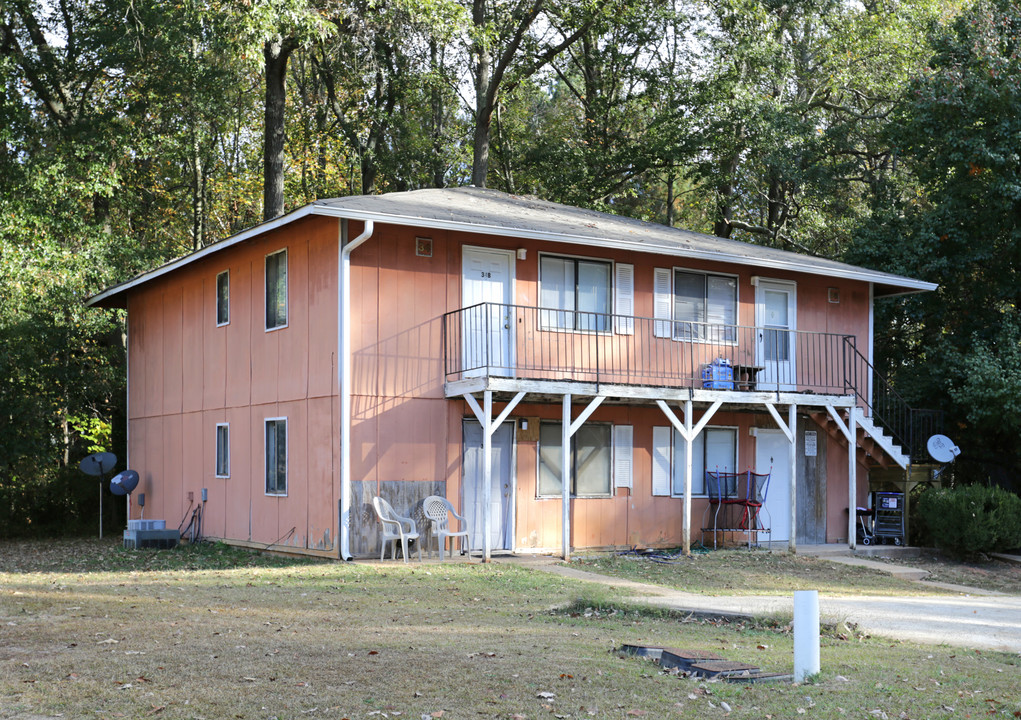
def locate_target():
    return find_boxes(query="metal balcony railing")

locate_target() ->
[443,302,856,395]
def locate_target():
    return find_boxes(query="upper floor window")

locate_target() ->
[265,249,288,331]
[265,418,287,495]
[655,268,737,342]
[539,255,611,332]
[216,270,230,326]
[215,423,230,478]
[537,421,612,497]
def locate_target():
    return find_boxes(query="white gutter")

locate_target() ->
[339,218,374,560]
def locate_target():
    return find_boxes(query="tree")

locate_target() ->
[461,0,612,187]
[851,0,1021,484]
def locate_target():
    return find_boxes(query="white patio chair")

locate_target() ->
[372,496,422,563]
[422,495,472,561]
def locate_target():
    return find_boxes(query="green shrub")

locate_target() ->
[916,484,1021,556]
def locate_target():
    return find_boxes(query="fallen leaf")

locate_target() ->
[368,650,379,656]
[431,712,444,719]
[537,691,556,700]
[626,711,648,716]
[721,701,732,713]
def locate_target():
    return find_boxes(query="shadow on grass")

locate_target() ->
[0,537,327,575]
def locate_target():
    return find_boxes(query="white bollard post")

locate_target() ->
[793,590,820,682]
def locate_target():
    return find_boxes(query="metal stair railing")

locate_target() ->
[841,336,942,461]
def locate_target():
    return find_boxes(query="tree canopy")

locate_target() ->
[1,0,1017,534]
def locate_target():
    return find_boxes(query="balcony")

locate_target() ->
[442,303,941,460]
[443,302,857,398]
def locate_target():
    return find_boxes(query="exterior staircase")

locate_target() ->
[809,407,910,470]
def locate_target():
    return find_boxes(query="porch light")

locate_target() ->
[516,248,527,260]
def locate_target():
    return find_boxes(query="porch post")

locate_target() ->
[788,403,798,554]
[682,398,694,556]
[482,391,493,562]
[848,407,857,551]
[562,393,572,561]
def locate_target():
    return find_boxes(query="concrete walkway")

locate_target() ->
[498,555,1021,654]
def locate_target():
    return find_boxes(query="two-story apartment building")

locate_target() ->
[87,187,938,560]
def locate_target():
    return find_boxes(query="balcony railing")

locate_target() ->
[443,302,855,395]
[442,302,941,461]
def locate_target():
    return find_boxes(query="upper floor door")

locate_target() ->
[756,279,797,391]
[461,247,515,377]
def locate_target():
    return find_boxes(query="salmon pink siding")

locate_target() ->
[127,216,340,552]
[123,210,873,556]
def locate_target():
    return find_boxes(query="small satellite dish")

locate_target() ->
[109,470,139,496]
[927,434,961,464]
[79,452,117,477]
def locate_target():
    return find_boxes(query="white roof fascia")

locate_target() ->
[85,205,316,307]
[311,205,939,293]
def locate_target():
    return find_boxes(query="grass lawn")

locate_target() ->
[0,539,1018,720]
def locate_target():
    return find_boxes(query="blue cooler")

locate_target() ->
[701,358,734,389]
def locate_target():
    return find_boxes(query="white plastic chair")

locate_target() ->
[423,495,472,561]
[372,496,422,563]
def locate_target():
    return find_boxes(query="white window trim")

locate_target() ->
[656,266,741,346]
[264,416,288,496]
[536,420,613,499]
[264,248,288,332]
[215,422,230,478]
[669,424,739,498]
[216,270,230,327]
[538,252,614,336]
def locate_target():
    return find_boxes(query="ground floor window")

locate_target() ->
[537,421,612,497]
[671,426,737,496]
[265,418,287,495]
[215,423,230,478]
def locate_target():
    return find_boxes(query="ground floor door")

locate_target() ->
[463,420,514,550]
[757,429,792,543]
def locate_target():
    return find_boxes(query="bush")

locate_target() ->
[916,484,1021,557]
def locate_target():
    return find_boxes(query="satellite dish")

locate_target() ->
[79,452,117,476]
[109,470,139,496]
[927,434,961,464]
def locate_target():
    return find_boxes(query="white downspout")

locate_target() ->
[339,218,374,560]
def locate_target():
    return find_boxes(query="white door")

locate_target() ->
[757,429,792,544]
[756,280,797,391]
[462,247,514,377]
[462,420,514,550]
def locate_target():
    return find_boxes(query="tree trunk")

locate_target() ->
[429,40,446,189]
[471,43,492,187]
[264,37,296,221]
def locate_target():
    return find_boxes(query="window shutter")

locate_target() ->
[613,425,633,490]
[614,263,634,335]
[654,268,672,338]
[652,426,671,496]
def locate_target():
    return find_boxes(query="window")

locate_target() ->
[539,255,611,331]
[215,423,230,478]
[265,249,287,330]
[655,268,737,342]
[265,418,287,495]
[538,422,612,497]
[671,427,737,496]
[216,270,230,326]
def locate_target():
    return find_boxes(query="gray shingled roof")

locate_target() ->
[88,186,935,307]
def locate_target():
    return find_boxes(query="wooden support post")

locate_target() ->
[562,393,572,561]
[788,403,797,554]
[848,406,857,551]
